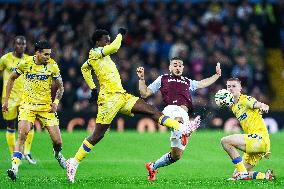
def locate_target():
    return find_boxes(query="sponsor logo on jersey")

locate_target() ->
[168,78,188,85]
[26,73,48,81]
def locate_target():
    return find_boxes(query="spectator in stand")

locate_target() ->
[0,0,270,115]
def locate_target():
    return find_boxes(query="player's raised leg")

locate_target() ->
[131,99,181,130]
[45,125,66,169]
[221,134,249,180]
[7,120,32,181]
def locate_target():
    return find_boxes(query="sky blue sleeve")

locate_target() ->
[148,76,162,94]
[189,79,198,91]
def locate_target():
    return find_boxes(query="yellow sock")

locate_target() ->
[159,115,180,130]
[74,139,94,163]
[232,156,247,173]
[24,128,34,155]
[12,151,22,169]
[6,128,16,155]
[252,172,265,180]
[235,162,247,172]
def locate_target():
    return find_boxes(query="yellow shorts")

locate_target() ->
[2,99,20,120]
[18,107,59,127]
[244,133,270,166]
[96,92,139,124]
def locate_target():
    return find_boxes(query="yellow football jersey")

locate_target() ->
[81,34,125,94]
[231,94,268,136]
[0,52,28,103]
[15,56,60,111]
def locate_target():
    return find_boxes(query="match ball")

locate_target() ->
[215,89,234,107]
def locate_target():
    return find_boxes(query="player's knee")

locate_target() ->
[221,137,230,147]
[18,129,29,137]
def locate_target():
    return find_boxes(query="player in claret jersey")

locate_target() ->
[0,36,36,164]
[66,28,184,183]
[137,57,221,181]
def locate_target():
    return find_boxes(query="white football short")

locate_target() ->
[162,105,190,150]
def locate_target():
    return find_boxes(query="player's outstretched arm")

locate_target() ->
[136,67,153,98]
[254,101,269,113]
[101,28,126,56]
[196,62,221,89]
[2,72,19,112]
[81,60,96,90]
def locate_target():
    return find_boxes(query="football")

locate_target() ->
[215,89,234,107]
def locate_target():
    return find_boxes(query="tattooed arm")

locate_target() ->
[50,76,64,113]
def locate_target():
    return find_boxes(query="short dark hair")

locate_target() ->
[170,57,183,62]
[34,40,51,52]
[14,36,26,43]
[91,29,109,45]
[227,77,241,84]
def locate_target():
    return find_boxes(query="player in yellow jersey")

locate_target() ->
[221,78,274,180]
[66,28,184,183]
[0,36,36,164]
[2,41,66,181]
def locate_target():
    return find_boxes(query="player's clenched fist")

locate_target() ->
[260,103,269,113]
[216,62,221,76]
[118,28,127,36]
[136,67,145,80]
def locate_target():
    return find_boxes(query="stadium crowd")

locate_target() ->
[0,0,279,114]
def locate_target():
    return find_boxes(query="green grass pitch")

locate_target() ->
[0,130,283,189]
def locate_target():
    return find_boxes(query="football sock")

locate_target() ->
[6,128,16,155]
[74,139,94,163]
[12,151,22,171]
[232,156,247,173]
[159,115,180,130]
[24,127,34,155]
[252,172,265,180]
[53,144,63,157]
[152,152,176,170]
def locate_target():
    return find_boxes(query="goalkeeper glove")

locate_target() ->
[118,28,127,36]
[89,89,99,103]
